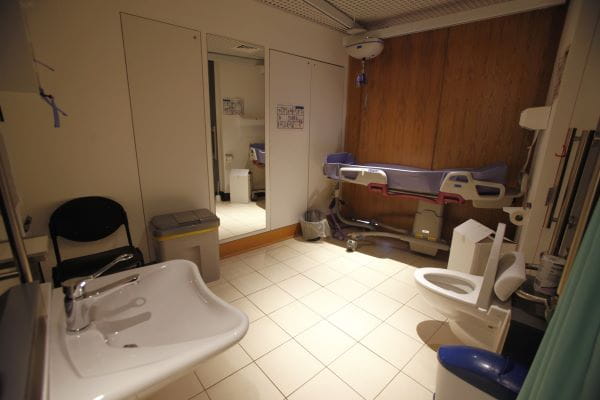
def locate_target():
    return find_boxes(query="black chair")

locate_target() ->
[50,196,144,287]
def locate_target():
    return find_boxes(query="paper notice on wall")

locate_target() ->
[276,104,304,129]
[223,98,244,115]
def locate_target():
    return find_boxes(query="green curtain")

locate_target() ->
[518,200,600,399]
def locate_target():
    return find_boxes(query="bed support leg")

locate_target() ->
[410,201,444,256]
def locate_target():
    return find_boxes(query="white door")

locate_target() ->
[269,50,311,229]
[121,15,211,232]
[307,61,345,212]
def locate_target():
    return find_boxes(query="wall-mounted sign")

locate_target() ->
[223,98,244,115]
[276,104,304,129]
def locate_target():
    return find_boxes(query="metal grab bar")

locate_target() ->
[0,132,32,283]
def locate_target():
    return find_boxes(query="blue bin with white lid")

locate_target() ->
[435,345,528,400]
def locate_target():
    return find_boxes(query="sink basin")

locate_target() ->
[49,259,248,399]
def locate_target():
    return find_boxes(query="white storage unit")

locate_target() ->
[269,51,311,229]
[269,50,345,229]
[121,14,211,256]
[0,0,38,93]
[230,169,251,203]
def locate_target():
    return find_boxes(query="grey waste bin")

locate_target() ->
[300,209,330,241]
[151,209,220,283]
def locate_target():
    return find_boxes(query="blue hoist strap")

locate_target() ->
[39,88,67,128]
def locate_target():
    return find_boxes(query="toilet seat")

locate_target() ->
[414,268,483,307]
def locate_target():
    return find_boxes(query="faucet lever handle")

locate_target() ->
[92,253,135,279]
[61,253,136,299]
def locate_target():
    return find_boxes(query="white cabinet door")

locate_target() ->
[307,61,345,212]
[122,15,210,229]
[269,50,311,229]
[0,0,37,93]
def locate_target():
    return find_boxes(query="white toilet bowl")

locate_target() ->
[414,223,524,352]
[414,267,511,352]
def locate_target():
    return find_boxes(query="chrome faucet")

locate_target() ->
[62,253,139,332]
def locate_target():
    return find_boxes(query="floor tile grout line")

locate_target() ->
[285,366,366,400]
[196,351,254,392]
[403,297,448,322]
[362,317,427,350]
[278,363,326,398]
[274,276,322,299]
[218,240,444,397]
[269,311,323,337]
[251,334,327,398]
[322,312,434,398]
[319,319,385,367]
[350,292,403,321]
[327,341,396,400]
[245,291,295,315]
[197,338,292,398]
[295,321,357,363]
[399,369,436,396]
[372,282,419,306]
[192,369,207,393]
[243,316,296,360]
[288,335,368,400]
[372,369,403,400]
[250,360,288,399]
[227,255,439,326]
[323,366,369,400]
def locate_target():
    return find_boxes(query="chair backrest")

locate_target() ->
[49,196,133,263]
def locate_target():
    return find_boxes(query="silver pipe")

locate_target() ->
[0,145,33,283]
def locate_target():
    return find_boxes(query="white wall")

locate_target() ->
[307,62,345,212]
[213,57,266,193]
[0,0,346,271]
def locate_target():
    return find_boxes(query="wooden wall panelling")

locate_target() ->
[433,8,565,238]
[342,7,565,241]
[343,29,449,230]
[343,58,363,156]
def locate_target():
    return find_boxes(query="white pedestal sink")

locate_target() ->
[48,259,248,400]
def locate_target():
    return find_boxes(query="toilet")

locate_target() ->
[414,223,526,352]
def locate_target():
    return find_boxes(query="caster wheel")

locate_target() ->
[346,239,358,252]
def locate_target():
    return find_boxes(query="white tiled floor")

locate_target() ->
[139,237,460,400]
[216,199,266,240]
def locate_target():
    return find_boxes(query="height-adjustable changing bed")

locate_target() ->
[323,153,519,256]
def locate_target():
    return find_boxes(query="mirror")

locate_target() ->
[206,34,266,241]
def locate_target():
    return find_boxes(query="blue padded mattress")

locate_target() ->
[250,143,266,165]
[324,152,507,196]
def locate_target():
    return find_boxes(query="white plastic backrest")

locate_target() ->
[476,223,506,310]
[494,251,526,301]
